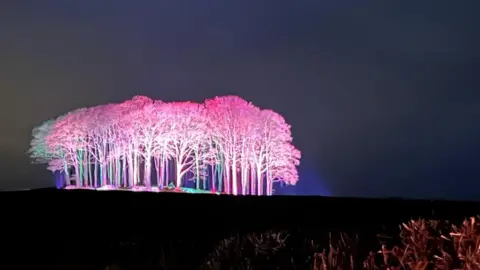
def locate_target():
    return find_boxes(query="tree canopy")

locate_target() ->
[29,95,300,195]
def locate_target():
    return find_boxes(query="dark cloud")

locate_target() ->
[0,0,478,199]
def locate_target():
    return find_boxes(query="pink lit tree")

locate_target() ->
[88,104,120,187]
[128,100,163,188]
[45,108,90,187]
[29,94,301,195]
[204,96,261,195]
[118,96,154,188]
[271,143,301,188]
[263,110,300,195]
[166,101,207,189]
[29,119,70,183]
[151,106,175,189]
[247,109,301,195]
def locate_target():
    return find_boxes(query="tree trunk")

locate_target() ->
[144,157,151,189]
[175,161,182,188]
[122,157,126,187]
[231,160,238,195]
[74,165,81,187]
[211,165,216,193]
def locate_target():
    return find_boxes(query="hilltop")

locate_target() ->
[2,188,479,229]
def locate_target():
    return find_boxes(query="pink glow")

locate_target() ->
[64,185,94,190]
[29,95,301,195]
[96,185,117,191]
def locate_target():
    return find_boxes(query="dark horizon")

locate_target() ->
[1,1,479,200]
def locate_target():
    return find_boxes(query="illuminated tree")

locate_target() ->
[165,102,206,189]
[124,98,161,188]
[88,104,119,187]
[29,119,57,165]
[118,96,154,187]
[271,143,300,187]
[151,106,175,189]
[204,96,260,195]
[46,109,90,187]
[263,109,298,195]
[247,109,301,195]
[29,95,301,196]
[29,119,70,183]
[136,101,166,189]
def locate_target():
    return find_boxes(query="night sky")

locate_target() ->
[1,1,478,199]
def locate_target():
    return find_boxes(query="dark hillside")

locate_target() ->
[2,188,479,226]
[1,189,480,269]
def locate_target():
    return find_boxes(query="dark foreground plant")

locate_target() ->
[366,217,480,270]
[202,217,480,270]
[201,231,360,270]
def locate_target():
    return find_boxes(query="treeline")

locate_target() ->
[29,95,300,195]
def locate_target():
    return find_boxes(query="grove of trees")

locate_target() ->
[29,95,300,195]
